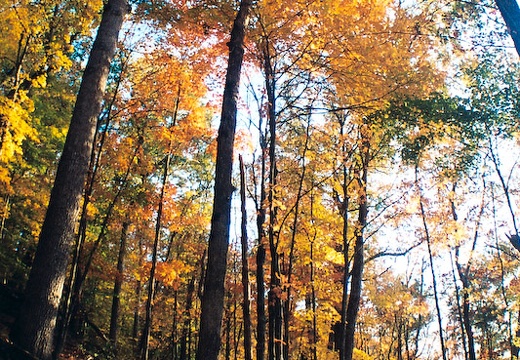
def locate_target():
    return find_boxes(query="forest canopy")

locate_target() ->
[1,0,520,360]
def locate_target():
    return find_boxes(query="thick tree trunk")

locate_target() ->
[58,73,122,351]
[109,220,130,345]
[495,0,520,57]
[195,0,252,358]
[9,2,127,359]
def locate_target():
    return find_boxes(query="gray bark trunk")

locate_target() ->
[9,1,127,359]
[195,0,252,358]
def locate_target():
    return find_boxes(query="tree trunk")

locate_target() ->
[256,238,267,360]
[344,121,370,360]
[343,170,367,360]
[309,229,318,360]
[338,116,351,360]
[195,0,252,358]
[141,150,171,360]
[460,278,476,360]
[239,156,253,360]
[416,167,447,360]
[109,219,130,346]
[9,2,128,358]
[255,104,268,360]
[133,236,143,341]
[488,137,520,359]
[455,183,485,360]
[450,252,468,360]
[495,0,520,57]
[284,117,311,360]
[180,276,196,360]
[263,38,283,360]
[58,69,123,351]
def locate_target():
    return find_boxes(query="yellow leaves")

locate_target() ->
[85,201,100,219]
[0,97,37,164]
[353,348,375,360]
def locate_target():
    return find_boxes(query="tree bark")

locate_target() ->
[262,37,283,360]
[141,150,171,360]
[180,277,196,360]
[337,115,352,360]
[109,219,130,346]
[9,1,128,359]
[255,97,268,360]
[239,156,253,360]
[343,120,370,360]
[495,0,520,57]
[195,0,252,358]
[415,167,448,360]
[284,117,311,360]
[343,169,367,360]
[133,236,143,341]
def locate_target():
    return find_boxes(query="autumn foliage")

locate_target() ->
[1,0,520,360]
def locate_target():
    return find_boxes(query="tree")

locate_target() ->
[239,155,253,360]
[0,0,102,190]
[9,1,128,358]
[196,0,253,359]
[495,0,520,56]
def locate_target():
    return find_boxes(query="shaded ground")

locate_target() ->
[0,285,93,359]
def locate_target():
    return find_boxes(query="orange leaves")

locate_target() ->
[155,260,191,290]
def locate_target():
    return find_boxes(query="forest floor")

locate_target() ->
[0,284,93,359]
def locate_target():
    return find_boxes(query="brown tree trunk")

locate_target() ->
[58,65,125,350]
[195,0,252,358]
[109,219,130,346]
[9,1,128,358]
